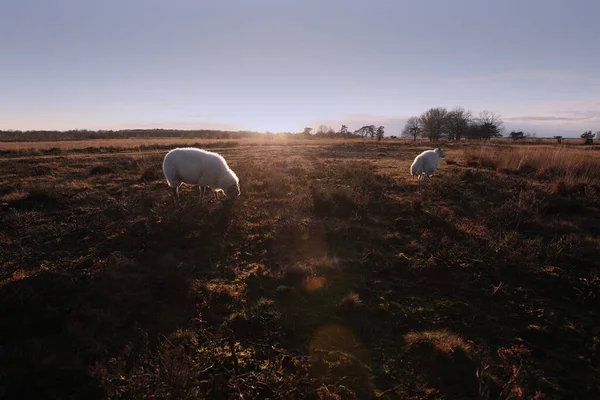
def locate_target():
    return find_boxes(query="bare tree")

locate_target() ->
[376,126,385,141]
[401,116,421,141]
[340,125,349,138]
[316,125,333,136]
[446,107,472,141]
[466,111,504,140]
[420,107,449,142]
[478,110,504,138]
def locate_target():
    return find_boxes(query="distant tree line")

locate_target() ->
[3,122,598,143]
[401,107,505,141]
[400,107,600,144]
[512,131,599,144]
[301,124,385,141]
[0,126,383,142]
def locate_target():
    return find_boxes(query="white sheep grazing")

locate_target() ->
[162,147,240,205]
[410,148,446,181]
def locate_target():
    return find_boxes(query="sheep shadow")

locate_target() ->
[0,189,241,398]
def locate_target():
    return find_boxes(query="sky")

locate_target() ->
[1,0,599,137]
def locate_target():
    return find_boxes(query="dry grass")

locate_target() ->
[0,137,382,152]
[404,330,472,355]
[3,136,588,154]
[490,137,588,145]
[0,140,599,399]
[462,144,600,183]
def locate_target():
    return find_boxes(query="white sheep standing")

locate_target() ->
[410,148,446,181]
[162,147,240,205]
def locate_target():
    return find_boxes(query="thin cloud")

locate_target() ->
[446,69,576,83]
[504,116,589,122]
[502,98,600,135]
[343,113,403,121]
[187,113,228,119]
[533,98,600,111]
[120,120,240,131]
[554,110,600,119]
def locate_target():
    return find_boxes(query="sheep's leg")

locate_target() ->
[171,186,180,206]
[426,174,433,182]
[213,189,220,202]
[199,186,205,202]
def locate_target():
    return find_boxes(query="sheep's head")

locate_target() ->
[223,182,241,202]
[434,148,446,158]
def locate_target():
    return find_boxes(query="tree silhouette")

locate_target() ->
[355,125,376,139]
[446,107,472,141]
[478,111,504,139]
[401,117,421,141]
[316,125,335,136]
[581,130,594,145]
[376,126,385,141]
[465,111,504,140]
[509,131,525,140]
[340,125,349,138]
[420,108,448,142]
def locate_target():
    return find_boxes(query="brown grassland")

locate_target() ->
[0,138,599,399]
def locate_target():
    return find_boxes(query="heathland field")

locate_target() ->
[1,139,599,399]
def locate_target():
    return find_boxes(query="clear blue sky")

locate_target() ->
[1,0,599,137]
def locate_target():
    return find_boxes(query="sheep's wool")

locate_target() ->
[410,148,445,180]
[162,147,239,195]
